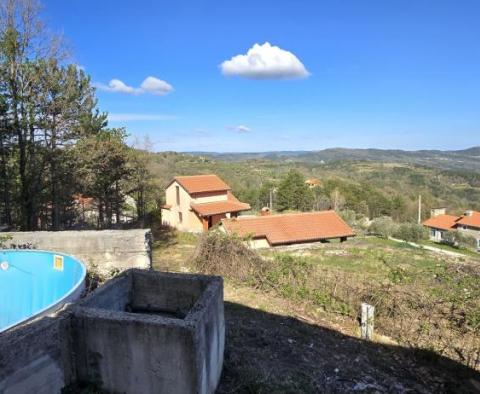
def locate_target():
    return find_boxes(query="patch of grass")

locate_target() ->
[419,240,480,257]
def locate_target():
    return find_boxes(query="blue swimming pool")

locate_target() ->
[0,250,86,333]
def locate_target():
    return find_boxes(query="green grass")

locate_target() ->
[419,239,480,257]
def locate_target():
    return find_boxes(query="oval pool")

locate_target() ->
[0,250,86,333]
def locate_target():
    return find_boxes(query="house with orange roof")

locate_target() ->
[161,174,251,232]
[423,208,480,250]
[221,210,355,248]
[305,178,321,188]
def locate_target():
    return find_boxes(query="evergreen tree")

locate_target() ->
[275,170,314,212]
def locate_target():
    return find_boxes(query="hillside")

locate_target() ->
[153,230,480,392]
[188,146,480,172]
[147,149,480,218]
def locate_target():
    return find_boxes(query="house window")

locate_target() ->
[176,185,180,205]
[178,212,183,223]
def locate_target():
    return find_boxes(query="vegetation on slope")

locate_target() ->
[147,152,480,222]
[193,231,480,371]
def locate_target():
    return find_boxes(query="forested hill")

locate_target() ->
[147,149,480,222]
[187,146,480,172]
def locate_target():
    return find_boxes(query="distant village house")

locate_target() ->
[221,210,355,249]
[305,178,321,188]
[161,175,251,232]
[423,208,480,250]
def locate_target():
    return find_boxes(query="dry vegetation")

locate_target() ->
[150,229,480,391]
[193,232,480,372]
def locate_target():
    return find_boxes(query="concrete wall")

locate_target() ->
[72,270,224,394]
[3,229,152,274]
[0,310,74,394]
[0,269,224,394]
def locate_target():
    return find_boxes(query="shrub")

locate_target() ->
[0,234,12,248]
[339,209,356,226]
[456,231,478,250]
[369,216,397,238]
[443,230,478,250]
[442,231,456,247]
[393,223,429,243]
[192,230,268,285]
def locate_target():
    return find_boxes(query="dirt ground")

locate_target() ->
[217,284,479,393]
[152,232,480,393]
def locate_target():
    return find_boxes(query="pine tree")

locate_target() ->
[276,170,314,212]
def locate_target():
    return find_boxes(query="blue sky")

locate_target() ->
[44,1,479,152]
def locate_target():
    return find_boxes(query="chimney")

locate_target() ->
[430,207,446,217]
[465,210,473,217]
[260,207,271,216]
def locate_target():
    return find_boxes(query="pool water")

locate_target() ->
[0,250,86,332]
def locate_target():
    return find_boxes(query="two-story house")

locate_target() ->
[423,208,480,250]
[161,174,251,232]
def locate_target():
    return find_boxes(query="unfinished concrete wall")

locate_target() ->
[3,229,152,274]
[72,270,224,394]
[0,311,74,394]
[0,269,224,394]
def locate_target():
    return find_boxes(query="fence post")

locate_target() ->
[361,303,375,340]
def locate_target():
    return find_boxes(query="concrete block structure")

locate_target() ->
[0,269,225,394]
[3,229,152,274]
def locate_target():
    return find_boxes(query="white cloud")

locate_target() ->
[227,125,251,133]
[220,42,310,80]
[108,113,177,122]
[94,76,173,95]
[140,76,173,95]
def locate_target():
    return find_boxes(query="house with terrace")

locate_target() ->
[161,174,251,232]
[221,210,355,249]
[423,208,480,250]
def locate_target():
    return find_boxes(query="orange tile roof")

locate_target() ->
[305,178,321,185]
[172,174,230,194]
[191,200,251,216]
[422,214,460,231]
[456,211,480,229]
[222,211,355,246]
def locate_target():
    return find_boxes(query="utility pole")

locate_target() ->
[269,189,273,209]
[418,194,422,224]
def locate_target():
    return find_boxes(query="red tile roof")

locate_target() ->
[191,200,251,216]
[456,211,480,229]
[422,214,460,231]
[222,211,355,246]
[172,175,230,194]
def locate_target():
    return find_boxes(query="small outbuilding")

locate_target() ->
[221,210,355,248]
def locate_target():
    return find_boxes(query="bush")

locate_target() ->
[369,216,397,238]
[192,231,268,285]
[0,234,11,248]
[393,223,429,243]
[339,209,356,226]
[456,231,478,250]
[443,230,478,250]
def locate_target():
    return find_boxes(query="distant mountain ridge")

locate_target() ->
[185,146,480,172]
